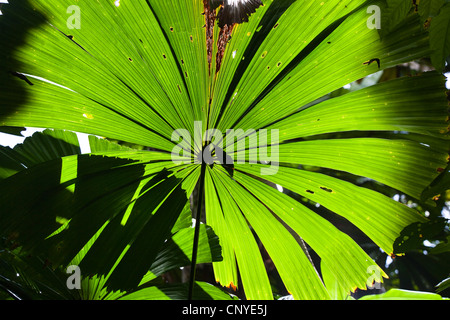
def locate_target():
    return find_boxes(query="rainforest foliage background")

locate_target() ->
[0,0,449,300]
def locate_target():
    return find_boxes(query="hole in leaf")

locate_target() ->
[9,71,33,86]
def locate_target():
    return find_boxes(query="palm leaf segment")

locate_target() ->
[0,0,448,299]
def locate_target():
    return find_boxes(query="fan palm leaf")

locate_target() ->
[0,0,448,299]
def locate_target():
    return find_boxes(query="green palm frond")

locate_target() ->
[0,0,448,300]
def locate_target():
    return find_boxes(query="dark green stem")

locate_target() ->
[188,161,207,300]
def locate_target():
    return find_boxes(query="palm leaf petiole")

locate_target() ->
[188,159,207,300]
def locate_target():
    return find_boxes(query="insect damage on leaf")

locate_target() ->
[8,71,33,86]
[204,0,263,73]
[204,0,217,72]
[320,186,333,193]
[216,24,234,72]
[363,58,381,69]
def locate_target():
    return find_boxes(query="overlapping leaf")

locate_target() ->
[0,130,225,299]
